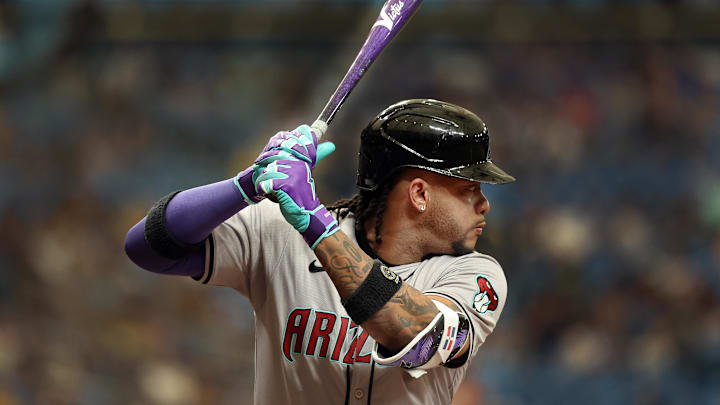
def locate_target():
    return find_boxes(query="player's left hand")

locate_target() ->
[255,125,335,171]
[234,125,334,206]
[254,158,339,249]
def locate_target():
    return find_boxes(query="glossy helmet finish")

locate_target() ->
[357,99,516,191]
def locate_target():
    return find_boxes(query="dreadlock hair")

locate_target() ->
[326,172,400,246]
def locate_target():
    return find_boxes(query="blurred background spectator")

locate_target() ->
[0,0,718,404]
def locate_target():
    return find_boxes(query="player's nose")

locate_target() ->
[477,191,490,216]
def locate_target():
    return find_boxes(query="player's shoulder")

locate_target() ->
[459,251,506,285]
[433,251,503,272]
[426,251,507,288]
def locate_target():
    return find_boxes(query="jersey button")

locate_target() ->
[354,389,364,400]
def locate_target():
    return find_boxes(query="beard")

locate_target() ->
[451,240,475,256]
[422,207,477,256]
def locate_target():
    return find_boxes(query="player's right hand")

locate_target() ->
[253,157,339,248]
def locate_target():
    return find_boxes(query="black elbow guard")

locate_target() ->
[144,191,204,260]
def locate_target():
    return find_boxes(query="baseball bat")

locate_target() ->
[311,0,424,139]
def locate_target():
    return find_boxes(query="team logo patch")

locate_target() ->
[472,275,499,314]
[380,264,400,284]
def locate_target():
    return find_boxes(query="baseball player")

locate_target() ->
[125,99,514,404]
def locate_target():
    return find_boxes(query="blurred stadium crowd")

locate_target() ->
[1,1,719,404]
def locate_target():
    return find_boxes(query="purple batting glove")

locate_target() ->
[254,125,335,170]
[236,126,335,204]
[254,159,339,249]
[234,166,265,206]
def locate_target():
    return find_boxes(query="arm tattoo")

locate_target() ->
[373,284,438,340]
[314,231,439,349]
[343,239,363,261]
[388,286,437,316]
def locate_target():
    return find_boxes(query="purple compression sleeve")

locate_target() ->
[125,219,207,278]
[124,178,249,277]
[165,178,249,244]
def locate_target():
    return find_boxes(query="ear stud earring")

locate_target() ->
[419,205,426,211]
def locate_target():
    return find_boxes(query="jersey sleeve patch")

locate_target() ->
[472,275,499,314]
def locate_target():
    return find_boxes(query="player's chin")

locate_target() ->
[466,236,479,250]
[465,233,480,249]
[451,238,476,256]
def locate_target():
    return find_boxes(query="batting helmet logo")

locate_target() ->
[472,276,499,314]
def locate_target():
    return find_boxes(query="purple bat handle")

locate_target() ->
[311,0,424,139]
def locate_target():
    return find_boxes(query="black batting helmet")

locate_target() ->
[357,99,516,191]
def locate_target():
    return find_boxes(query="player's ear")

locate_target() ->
[407,178,429,213]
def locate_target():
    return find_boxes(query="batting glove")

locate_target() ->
[234,125,335,206]
[254,159,339,249]
[255,125,335,170]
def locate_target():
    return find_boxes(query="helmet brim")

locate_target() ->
[448,161,516,185]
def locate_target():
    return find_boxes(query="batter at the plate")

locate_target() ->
[125,99,513,405]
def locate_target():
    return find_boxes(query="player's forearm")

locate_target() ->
[314,231,438,351]
[124,178,247,276]
[164,178,249,243]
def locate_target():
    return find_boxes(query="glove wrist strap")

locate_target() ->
[302,205,340,249]
[234,167,264,205]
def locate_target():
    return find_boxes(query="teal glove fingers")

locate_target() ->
[253,158,340,248]
[273,192,339,247]
[274,125,314,164]
[279,137,312,164]
[293,125,315,143]
[255,150,297,167]
[274,190,311,232]
[255,125,335,170]
[255,162,291,195]
[255,170,290,183]
[316,141,336,163]
[297,123,336,164]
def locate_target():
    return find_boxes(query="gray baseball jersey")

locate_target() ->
[195,200,507,405]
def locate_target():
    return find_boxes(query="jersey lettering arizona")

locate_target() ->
[283,308,372,364]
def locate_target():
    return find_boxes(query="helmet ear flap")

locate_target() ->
[357,149,378,191]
